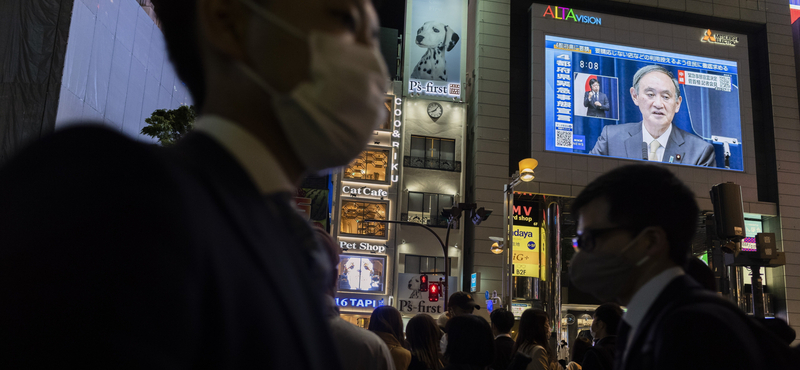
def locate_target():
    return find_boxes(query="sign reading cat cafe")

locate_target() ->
[404,0,467,100]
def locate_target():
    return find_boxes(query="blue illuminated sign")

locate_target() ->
[335,297,384,309]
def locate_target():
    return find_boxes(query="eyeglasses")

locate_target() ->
[572,226,631,252]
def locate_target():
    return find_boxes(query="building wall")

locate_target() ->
[56,0,191,142]
[469,0,800,345]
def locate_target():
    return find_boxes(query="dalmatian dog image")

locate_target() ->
[410,21,460,81]
[408,276,422,299]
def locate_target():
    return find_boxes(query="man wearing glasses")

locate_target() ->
[568,164,792,369]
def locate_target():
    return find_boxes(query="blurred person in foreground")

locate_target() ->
[370,306,412,370]
[569,164,798,369]
[406,314,444,370]
[513,309,559,370]
[443,315,494,370]
[315,227,395,370]
[440,291,481,354]
[0,0,388,367]
[490,308,516,370]
[579,303,623,370]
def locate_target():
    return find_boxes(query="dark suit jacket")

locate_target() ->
[616,275,795,370]
[581,336,615,370]
[491,335,516,370]
[589,121,716,167]
[583,91,610,117]
[0,126,340,369]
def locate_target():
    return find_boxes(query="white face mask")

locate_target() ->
[568,230,650,302]
[237,0,389,172]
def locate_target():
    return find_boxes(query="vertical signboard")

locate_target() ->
[404,0,467,100]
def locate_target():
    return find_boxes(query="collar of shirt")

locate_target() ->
[622,266,684,357]
[495,334,512,339]
[193,115,295,194]
[641,122,672,162]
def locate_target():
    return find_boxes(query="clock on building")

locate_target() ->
[427,102,443,121]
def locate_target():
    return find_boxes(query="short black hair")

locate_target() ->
[151,0,207,110]
[572,164,698,266]
[593,303,623,336]
[589,78,599,86]
[490,308,515,334]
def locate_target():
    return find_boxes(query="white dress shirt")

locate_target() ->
[193,115,294,194]
[641,123,673,162]
[621,266,684,362]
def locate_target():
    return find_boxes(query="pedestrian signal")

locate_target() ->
[428,282,439,302]
[420,274,428,292]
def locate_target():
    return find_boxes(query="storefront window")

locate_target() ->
[343,149,390,182]
[378,96,393,130]
[406,192,454,227]
[407,136,457,171]
[340,200,388,238]
[404,255,452,274]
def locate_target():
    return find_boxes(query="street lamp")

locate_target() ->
[489,236,504,255]
[502,158,538,309]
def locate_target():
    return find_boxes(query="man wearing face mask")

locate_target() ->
[0,0,387,368]
[568,165,797,370]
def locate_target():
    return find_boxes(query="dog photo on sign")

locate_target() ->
[411,21,460,81]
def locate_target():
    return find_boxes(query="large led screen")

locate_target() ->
[337,254,386,293]
[544,35,743,171]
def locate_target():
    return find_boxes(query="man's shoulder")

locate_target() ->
[673,125,712,148]
[329,317,389,350]
[603,121,640,134]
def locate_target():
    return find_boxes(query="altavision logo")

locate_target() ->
[542,5,601,25]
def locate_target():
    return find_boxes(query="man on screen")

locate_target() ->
[584,78,610,117]
[589,65,716,167]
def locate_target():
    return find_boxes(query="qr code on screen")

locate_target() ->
[555,130,573,148]
[717,76,731,92]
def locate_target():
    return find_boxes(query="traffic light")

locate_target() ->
[420,274,428,292]
[428,282,439,302]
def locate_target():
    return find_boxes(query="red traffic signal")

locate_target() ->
[428,282,439,302]
[420,274,428,292]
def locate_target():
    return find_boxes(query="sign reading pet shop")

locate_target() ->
[404,0,467,100]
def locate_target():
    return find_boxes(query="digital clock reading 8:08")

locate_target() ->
[580,61,599,70]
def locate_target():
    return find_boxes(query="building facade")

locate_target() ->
[466,0,800,346]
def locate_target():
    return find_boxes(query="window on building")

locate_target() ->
[340,200,388,238]
[407,136,457,171]
[378,96,393,130]
[406,192,455,227]
[343,149,390,182]
[404,254,453,274]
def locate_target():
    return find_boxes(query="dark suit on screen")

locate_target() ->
[0,126,340,369]
[616,275,797,370]
[589,121,716,167]
[583,91,610,117]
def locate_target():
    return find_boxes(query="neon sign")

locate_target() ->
[335,297,384,308]
[342,185,389,197]
[339,241,387,254]
[701,29,739,47]
[391,97,402,183]
[542,5,601,25]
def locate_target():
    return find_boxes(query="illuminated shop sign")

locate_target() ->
[542,5,601,25]
[391,97,402,183]
[701,29,739,46]
[335,297,384,308]
[339,241,387,254]
[404,0,466,99]
[342,185,389,197]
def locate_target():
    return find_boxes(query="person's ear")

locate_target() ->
[197,0,249,60]
[630,87,639,106]
[642,226,669,256]
[596,320,606,332]
[675,95,683,113]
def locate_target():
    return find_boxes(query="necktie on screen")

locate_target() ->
[648,140,661,161]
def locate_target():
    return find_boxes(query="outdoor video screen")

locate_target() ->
[544,35,743,171]
[337,254,386,293]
